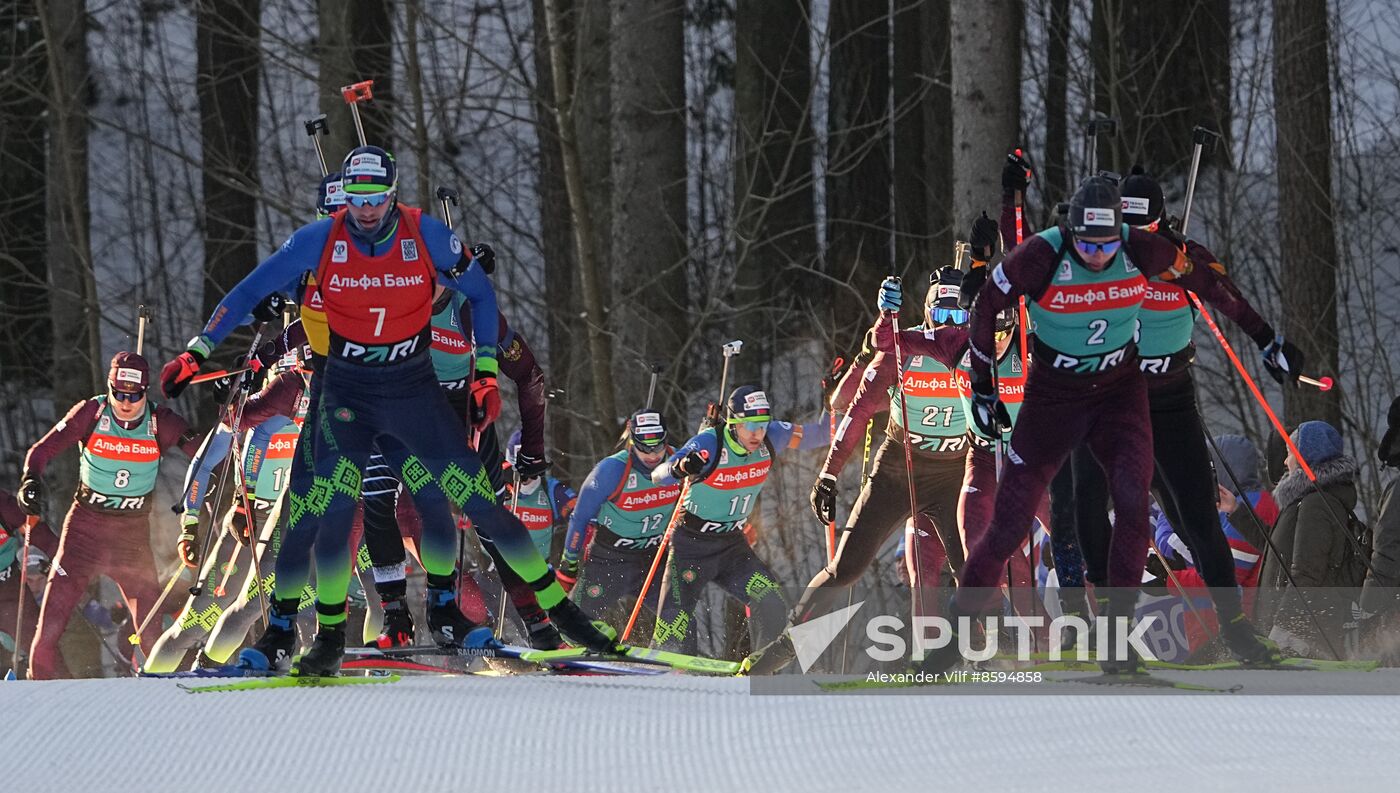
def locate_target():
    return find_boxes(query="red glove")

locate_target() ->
[161,350,204,399]
[470,374,501,430]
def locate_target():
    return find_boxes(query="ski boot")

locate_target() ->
[373,597,416,649]
[237,597,299,671]
[741,632,797,676]
[293,623,346,677]
[1098,595,1144,676]
[1220,612,1283,666]
[546,597,619,653]
[524,613,566,650]
[427,582,495,649]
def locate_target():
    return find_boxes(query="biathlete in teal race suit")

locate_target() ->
[561,411,681,636]
[650,387,828,657]
[919,175,1297,676]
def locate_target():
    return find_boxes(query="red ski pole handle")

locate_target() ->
[340,80,375,104]
[1298,374,1334,392]
[189,367,252,385]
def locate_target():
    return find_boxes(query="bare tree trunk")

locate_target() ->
[951,0,1021,237]
[530,0,582,475]
[38,0,99,410]
[827,0,892,343]
[404,0,431,206]
[1044,0,1070,212]
[893,0,952,276]
[0,0,50,388]
[610,0,688,422]
[1093,0,1231,179]
[1272,0,1340,426]
[734,0,816,382]
[543,0,618,446]
[317,0,394,161]
[196,0,261,345]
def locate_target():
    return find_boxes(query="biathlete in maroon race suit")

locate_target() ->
[159,145,614,675]
[1064,167,1288,663]
[18,352,202,679]
[1,490,58,675]
[920,174,1301,676]
[744,268,1011,675]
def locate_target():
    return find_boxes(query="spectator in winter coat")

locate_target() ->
[1360,396,1400,617]
[1259,421,1361,659]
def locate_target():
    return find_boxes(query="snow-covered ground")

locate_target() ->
[6,673,1400,792]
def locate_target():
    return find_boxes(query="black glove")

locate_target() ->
[515,452,549,481]
[251,293,285,323]
[810,473,838,524]
[959,266,989,312]
[1003,149,1033,195]
[17,476,42,516]
[671,450,708,479]
[968,376,1012,439]
[471,243,496,275]
[969,212,1000,263]
[1257,332,1304,386]
[230,503,251,545]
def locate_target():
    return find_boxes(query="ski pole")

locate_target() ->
[1085,116,1118,178]
[340,80,374,147]
[822,356,845,563]
[1179,126,1222,235]
[886,283,931,618]
[304,115,331,176]
[189,367,253,385]
[9,515,38,676]
[622,341,742,641]
[437,186,460,232]
[645,362,664,409]
[135,305,151,356]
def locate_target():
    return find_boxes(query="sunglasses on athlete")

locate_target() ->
[110,388,146,403]
[1073,238,1122,256]
[930,307,968,325]
[344,190,395,208]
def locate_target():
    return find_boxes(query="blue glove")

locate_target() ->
[877,277,902,313]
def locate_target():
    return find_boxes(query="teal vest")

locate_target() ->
[595,450,681,546]
[1136,276,1194,359]
[683,428,771,531]
[888,341,968,452]
[1027,225,1147,373]
[510,477,562,559]
[428,292,473,384]
[956,344,1027,442]
[79,398,162,504]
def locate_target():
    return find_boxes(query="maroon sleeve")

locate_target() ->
[967,236,1060,383]
[823,354,897,476]
[23,399,101,479]
[871,322,968,369]
[240,372,303,427]
[153,405,201,458]
[1177,239,1273,344]
[499,320,548,461]
[831,330,877,414]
